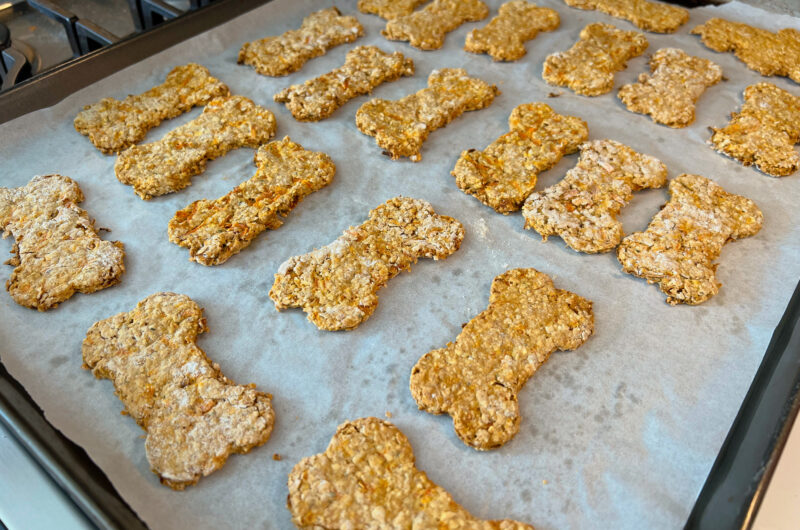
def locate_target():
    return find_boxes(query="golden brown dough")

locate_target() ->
[269,197,464,331]
[383,0,489,50]
[465,1,559,62]
[0,175,125,311]
[82,292,274,490]
[238,7,364,77]
[357,0,428,20]
[453,102,588,214]
[168,137,335,265]
[617,174,763,305]
[288,417,534,528]
[411,268,594,450]
[563,0,688,34]
[74,63,229,154]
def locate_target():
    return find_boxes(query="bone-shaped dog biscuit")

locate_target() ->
[168,137,335,266]
[692,18,800,84]
[270,197,463,331]
[82,292,275,490]
[465,1,559,62]
[115,96,276,200]
[74,63,229,154]
[274,46,414,121]
[543,23,648,96]
[238,7,364,77]
[522,139,668,253]
[709,82,800,177]
[0,175,125,311]
[288,417,534,528]
[564,0,689,34]
[383,0,489,50]
[617,174,763,305]
[356,68,498,161]
[357,0,428,20]
[618,48,722,128]
[411,268,594,450]
[453,102,588,214]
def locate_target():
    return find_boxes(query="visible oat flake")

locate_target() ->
[465,1,559,62]
[383,0,489,50]
[564,0,688,34]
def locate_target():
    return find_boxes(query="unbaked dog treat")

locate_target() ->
[453,102,588,214]
[543,23,648,96]
[274,46,414,121]
[270,197,463,331]
[0,175,125,311]
[169,137,335,266]
[357,0,428,20]
[709,82,800,177]
[563,0,689,34]
[82,293,275,490]
[411,268,594,450]
[522,140,667,253]
[356,68,498,161]
[692,18,800,84]
[287,417,534,528]
[383,0,489,50]
[465,1,559,62]
[74,63,229,154]
[617,174,763,305]
[115,96,276,200]
[238,7,364,77]
[618,48,722,128]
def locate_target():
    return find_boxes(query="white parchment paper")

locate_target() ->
[1,1,800,528]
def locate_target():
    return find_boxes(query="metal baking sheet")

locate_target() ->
[1,1,799,528]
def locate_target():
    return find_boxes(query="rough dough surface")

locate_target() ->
[617,174,763,305]
[709,82,800,177]
[74,63,229,154]
[115,96,276,200]
[465,1,560,62]
[168,137,335,266]
[564,0,689,34]
[522,139,668,253]
[692,18,800,84]
[618,48,722,128]
[453,102,588,214]
[274,45,414,121]
[543,23,648,97]
[383,0,489,50]
[82,292,275,490]
[287,417,535,528]
[356,68,498,161]
[357,0,428,20]
[238,7,364,77]
[411,268,594,450]
[270,197,464,331]
[0,175,125,311]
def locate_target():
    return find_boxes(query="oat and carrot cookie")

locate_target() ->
[82,292,275,490]
[411,268,594,450]
[709,82,800,177]
[522,140,667,253]
[0,175,125,311]
[274,46,414,121]
[357,0,428,20]
[563,0,688,34]
[618,48,722,128]
[287,417,534,528]
[543,23,648,96]
[692,18,800,83]
[464,1,559,62]
[383,0,489,50]
[238,7,363,77]
[74,64,229,154]
[453,103,588,214]
[270,197,463,331]
[168,137,335,266]
[617,174,763,305]
[115,95,276,200]
[356,68,498,161]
